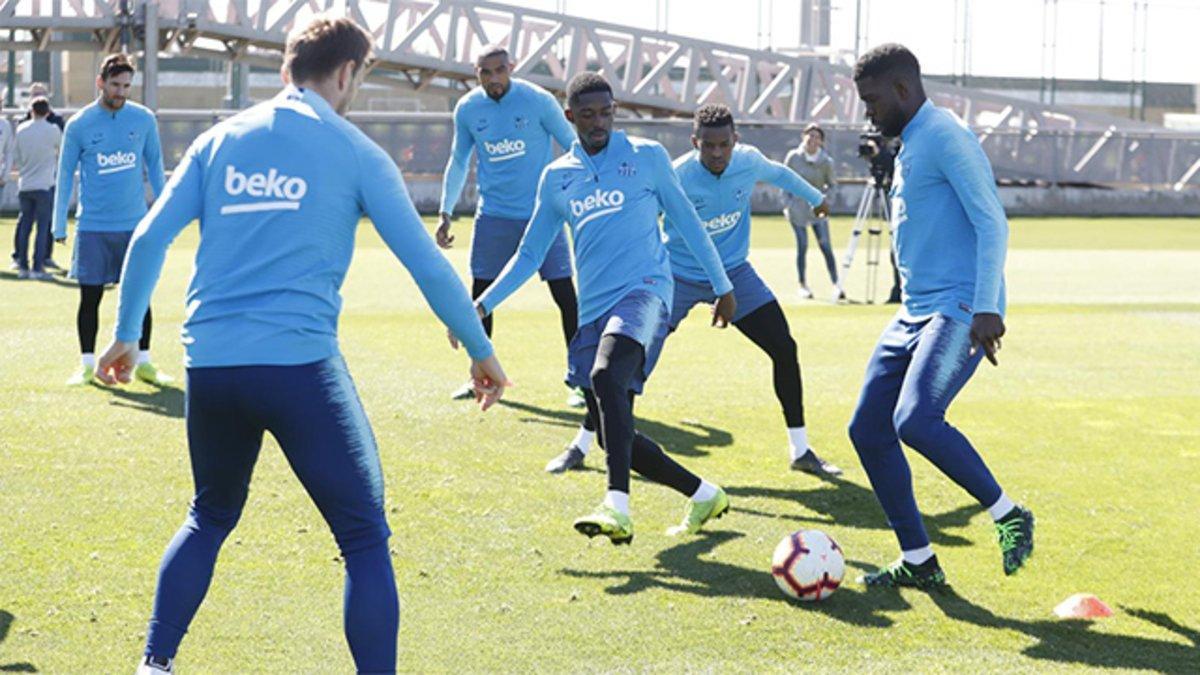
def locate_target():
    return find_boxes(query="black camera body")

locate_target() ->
[858,132,896,189]
[858,132,887,159]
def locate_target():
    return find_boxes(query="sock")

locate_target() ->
[81,353,95,368]
[987,492,1016,521]
[788,427,810,460]
[571,427,595,455]
[690,480,718,503]
[138,350,151,364]
[604,490,629,516]
[902,545,935,566]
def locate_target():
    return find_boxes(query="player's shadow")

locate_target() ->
[931,589,1200,673]
[559,530,910,628]
[0,611,38,672]
[725,476,978,548]
[497,399,732,457]
[106,384,185,419]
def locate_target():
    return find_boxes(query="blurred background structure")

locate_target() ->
[3,0,1199,213]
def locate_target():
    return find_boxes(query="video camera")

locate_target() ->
[858,131,896,189]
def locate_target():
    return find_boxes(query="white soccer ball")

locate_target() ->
[770,529,845,602]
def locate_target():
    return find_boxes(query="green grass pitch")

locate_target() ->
[1,215,1197,672]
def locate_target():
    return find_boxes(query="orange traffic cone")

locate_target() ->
[1053,593,1114,619]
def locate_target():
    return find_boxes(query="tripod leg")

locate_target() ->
[841,184,875,299]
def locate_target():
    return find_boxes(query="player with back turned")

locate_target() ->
[93,17,508,673]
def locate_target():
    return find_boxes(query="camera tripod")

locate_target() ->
[839,177,893,304]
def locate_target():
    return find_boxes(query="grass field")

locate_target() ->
[1,215,1198,673]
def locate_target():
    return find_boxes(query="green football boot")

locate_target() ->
[135,361,175,385]
[666,486,730,536]
[995,505,1035,576]
[66,364,96,387]
[573,505,633,545]
[859,556,947,589]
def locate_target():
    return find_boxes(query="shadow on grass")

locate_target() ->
[560,530,910,628]
[725,476,978,548]
[106,383,185,419]
[931,589,1200,673]
[0,611,38,672]
[498,398,732,458]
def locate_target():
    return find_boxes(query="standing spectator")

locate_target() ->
[784,123,841,301]
[20,83,66,130]
[20,83,66,270]
[13,98,62,280]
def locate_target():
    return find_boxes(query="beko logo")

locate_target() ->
[483,138,526,162]
[96,151,137,175]
[220,165,308,215]
[568,189,625,228]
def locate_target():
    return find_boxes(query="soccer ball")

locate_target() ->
[770,529,844,601]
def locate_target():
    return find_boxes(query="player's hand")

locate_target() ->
[969,312,1005,366]
[813,198,830,218]
[470,354,512,411]
[436,212,455,249]
[712,292,737,328]
[96,339,138,385]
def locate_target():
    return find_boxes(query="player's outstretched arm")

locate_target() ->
[437,105,476,248]
[757,148,828,216]
[52,120,82,241]
[98,140,206,385]
[474,168,563,317]
[937,128,1009,365]
[650,144,736,325]
[359,141,510,407]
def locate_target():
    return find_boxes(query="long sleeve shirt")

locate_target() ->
[14,118,62,192]
[52,99,165,237]
[439,78,577,220]
[664,144,823,281]
[114,85,493,367]
[891,99,1008,323]
[477,130,733,326]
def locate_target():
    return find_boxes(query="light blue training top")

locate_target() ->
[440,78,577,220]
[665,143,823,281]
[53,99,165,237]
[114,85,494,367]
[477,130,733,326]
[891,99,1008,323]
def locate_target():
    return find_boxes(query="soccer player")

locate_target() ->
[784,123,841,300]
[438,45,585,407]
[545,104,843,478]
[53,53,171,387]
[94,17,507,673]
[477,72,736,544]
[847,44,1033,588]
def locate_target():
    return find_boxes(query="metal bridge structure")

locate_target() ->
[2,0,1199,190]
